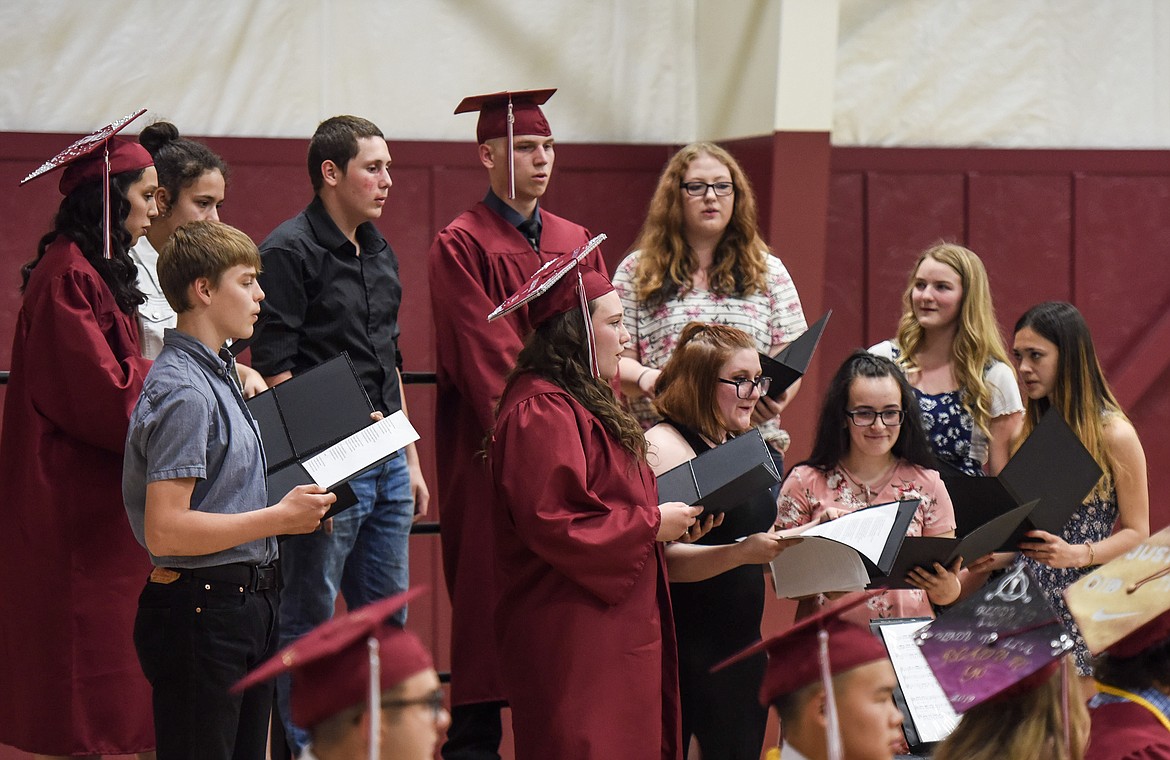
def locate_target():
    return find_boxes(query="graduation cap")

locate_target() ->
[488,233,610,377]
[714,593,888,760]
[233,588,433,758]
[914,563,1073,713]
[20,109,152,260]
[1065,524,1170,658]
[454,88,555,200]
[758,310,831,400]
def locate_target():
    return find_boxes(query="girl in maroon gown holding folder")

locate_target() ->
[490,261,699,760]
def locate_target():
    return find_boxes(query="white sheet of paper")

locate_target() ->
[302,411,420,488]
[798,501,901,565]
[877,619,959,744]
[769,538,870,598]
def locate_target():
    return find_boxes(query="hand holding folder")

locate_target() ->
[247,354,420,520]
[655,429,780,515]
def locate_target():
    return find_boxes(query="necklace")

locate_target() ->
[838,459,898,499]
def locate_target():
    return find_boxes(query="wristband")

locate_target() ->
[636,368,653,391]
[1084,542,1096,568]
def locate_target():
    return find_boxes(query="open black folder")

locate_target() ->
[944,408,1102,552]
[758,310,831,399]
[246,354,418,519]
[655,429,780,515]
[871,501,1038,590]
[769,500,919,598]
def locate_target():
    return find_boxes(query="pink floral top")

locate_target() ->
[777,461,956,623]
[612,249,806,429]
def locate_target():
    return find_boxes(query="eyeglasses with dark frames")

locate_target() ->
[717,375,771,399]
[679,181,735,197]
[380,688,446,722]
[845,409,906,427]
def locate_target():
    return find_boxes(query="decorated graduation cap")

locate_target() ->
[489,233,610,377]
[1065,524,1170,658]
[454,88,555,199]
[915,564,1073,713]
[714,593,888,760]
[233,587,433,758]
[20,109,152,260]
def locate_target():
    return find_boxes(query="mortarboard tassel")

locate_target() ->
[506,97,515,200]
[102,142,112,259]
[819,628,844,760]
[578,267,600,379]
[367,637,381,760]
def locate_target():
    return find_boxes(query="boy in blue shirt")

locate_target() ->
[124,219,336,760]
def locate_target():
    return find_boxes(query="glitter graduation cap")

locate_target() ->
[233,588,433,760]
[488,233,610,377]
[914,563,1073,713]
[1065,524,1170,658]
[20,109,152,260]
[454,88,555,200]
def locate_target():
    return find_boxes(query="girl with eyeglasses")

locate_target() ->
[645,322,798,760]
[612,143,807,472]
[871,243,1024,476]
[777,351,962,624]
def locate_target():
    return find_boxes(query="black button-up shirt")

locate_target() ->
[251,196,403,413]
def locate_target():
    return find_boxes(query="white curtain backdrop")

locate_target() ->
[2,0,1169,147]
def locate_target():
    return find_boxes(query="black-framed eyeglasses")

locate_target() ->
[845,409,906,427]
[381,688,446,722]
[717,376,771,399]
[680,181,735,197]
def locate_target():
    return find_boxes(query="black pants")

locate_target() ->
[442,701,507,760]
[134,574,279,760]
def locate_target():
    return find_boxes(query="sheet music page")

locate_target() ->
[878,619,959,744]
[800,502,899,564]
[303,411,420,488]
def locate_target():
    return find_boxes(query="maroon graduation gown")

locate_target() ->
[490,374,681,760]
[0,238,154,754]
[428,202,604,705]
[1086,700,1170,760]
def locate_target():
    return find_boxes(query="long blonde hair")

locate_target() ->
[629,142,769,308]
[932,661,1088,760]
[894,243,1012,438]
[1013,301,1125,499]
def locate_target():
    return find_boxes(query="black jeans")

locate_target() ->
[134,573,279,760]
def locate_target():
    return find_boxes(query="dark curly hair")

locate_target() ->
[22,170,148,314]
[501,302,646,461]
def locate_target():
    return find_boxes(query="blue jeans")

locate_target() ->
[275,454,414,755]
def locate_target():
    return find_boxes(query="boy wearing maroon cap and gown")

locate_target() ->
[427,88,607,758]
[235,588,449,760]
[0,120,159,757]
[489,256,699,760]
[718,596,904,760]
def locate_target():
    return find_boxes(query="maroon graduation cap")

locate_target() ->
[233,587,433,759]
[20,109,151,259]
[454,88,555,199]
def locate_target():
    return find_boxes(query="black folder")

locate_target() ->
[247,353,394,518]
[758,310,831,399]
[871,500,1038,589]
[944,408,1102,551]
[655,429,780,515]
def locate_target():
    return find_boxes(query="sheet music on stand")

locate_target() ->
[872,618,959,749]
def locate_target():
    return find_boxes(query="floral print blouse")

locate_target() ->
[777,461,956,622]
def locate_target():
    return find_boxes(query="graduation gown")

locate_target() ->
[428,201,603,705]
[0,237,154,754]
[1086,700,1170,760]
[490,374,681,760]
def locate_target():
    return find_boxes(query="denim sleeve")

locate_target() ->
[138,384,213,483]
